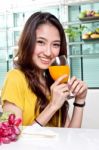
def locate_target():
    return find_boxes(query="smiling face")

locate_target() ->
[32,23,61,70]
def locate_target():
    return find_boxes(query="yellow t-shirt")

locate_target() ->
[1,69,62,127]
[1,69,37,126]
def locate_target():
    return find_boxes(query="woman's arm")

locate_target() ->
[33,102,58,126]
[3,100,56,126]
[64,76,88,128]
[3,101,22,123]
[33,75,70,126]
[65,106,84,128]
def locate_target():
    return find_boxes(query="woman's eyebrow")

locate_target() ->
[53,40,61,43]
[37,37,61,43]
[36,37,46,40]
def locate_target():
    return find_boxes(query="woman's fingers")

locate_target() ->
[68,76,88,100]
[68,76,77,87]
[51,82,69,95]
[68,77,82,93]
[71,80,82,94]
[50,77,70,109]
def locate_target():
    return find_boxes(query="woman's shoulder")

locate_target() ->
[3,69,27,89]
[7,68,25,78]
[5,69,26,85]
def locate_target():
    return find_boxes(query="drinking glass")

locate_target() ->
[49,55,70,83]
[49,55,74,99]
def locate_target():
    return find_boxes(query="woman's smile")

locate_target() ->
[39,56,51,65]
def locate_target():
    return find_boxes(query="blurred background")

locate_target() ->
[0,0,99,128]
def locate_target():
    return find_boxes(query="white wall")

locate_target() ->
[69,89,99,129]
[82,89,99,129]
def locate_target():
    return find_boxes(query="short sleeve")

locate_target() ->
[1,69,25,110]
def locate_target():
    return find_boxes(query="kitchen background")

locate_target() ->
[0,0,99,128]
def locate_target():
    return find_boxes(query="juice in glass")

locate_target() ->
[49,65,70,83]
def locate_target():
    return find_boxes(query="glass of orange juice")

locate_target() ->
[49,55,70,83]
[49,55,74,99]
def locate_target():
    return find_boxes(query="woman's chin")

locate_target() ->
[39,64,49,70]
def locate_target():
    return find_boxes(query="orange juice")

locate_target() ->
[49,65,70,83]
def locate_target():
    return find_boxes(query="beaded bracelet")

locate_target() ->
[73,101,85,107]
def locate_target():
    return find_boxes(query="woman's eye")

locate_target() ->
[37,40,44,45]
[53,43,60,48]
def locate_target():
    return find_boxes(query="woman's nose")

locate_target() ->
[44,45,52,56]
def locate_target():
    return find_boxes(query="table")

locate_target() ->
[1,127,99,150]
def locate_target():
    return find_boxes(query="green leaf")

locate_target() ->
[0,111,11,122]
[64,25,87,39]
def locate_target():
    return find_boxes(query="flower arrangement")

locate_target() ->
[0,112,22,144]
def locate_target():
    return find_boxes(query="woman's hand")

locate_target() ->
[68,76,88,103]
[50,75,70,110]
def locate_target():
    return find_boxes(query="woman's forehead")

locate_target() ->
[36,23,60,40]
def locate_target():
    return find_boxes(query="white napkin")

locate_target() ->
[21,124,58,139]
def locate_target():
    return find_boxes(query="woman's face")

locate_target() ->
[32,23,61,70]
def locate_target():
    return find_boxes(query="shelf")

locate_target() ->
[69,53,99,58]
[68,40,99,45]
[79,16,99,21]
[82,38,99,41]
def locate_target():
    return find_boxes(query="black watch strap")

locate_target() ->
[73,102,85,107]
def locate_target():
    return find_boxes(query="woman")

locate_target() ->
[1,12,87,127]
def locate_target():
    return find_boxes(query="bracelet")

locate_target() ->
[73,101,85,107]
[34,119,43,127]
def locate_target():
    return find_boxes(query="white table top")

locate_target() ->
[1,127,99,150]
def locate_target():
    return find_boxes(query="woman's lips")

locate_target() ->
[40,58,51,65]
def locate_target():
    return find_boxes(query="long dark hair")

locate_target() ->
[15,11,69,127]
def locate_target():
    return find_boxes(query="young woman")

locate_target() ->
[1,12,87,127]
